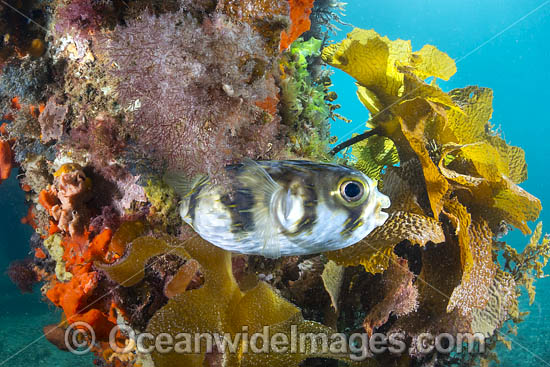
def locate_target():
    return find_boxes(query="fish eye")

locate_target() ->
[340,180,365,202]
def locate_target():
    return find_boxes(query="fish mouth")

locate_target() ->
[373,193,391,223]
[378,192,391,210]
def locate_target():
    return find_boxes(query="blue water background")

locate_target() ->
[0,1,549,365]
[329,0,550,364]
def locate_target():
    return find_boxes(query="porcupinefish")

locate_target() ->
[166,160,390,258]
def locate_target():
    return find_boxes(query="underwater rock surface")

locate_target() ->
[1,1,548,366]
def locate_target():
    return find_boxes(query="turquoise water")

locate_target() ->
[0,172,92,366]
[330,0,550,365]
[1,1,549,366]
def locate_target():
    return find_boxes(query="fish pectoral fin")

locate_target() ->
[251,204,282,258]
[239,159,283,258]
[163,171,207,198]
[260,234,281,259]
[238,159,281,200]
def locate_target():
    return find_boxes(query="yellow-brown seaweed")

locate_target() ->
[322,27,542,326]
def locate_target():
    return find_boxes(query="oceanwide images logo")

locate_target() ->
[64,322,486,360]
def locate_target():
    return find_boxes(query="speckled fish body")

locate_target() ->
[175,160,390,258]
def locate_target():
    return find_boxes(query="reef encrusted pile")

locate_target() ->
[1,1,548,366]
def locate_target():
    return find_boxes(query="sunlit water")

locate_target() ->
[331,1,550,365]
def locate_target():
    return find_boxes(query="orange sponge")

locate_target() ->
[0,140,13,184]
[280,0,315,51]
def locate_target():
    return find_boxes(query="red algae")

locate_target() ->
[98,11,285,178]
[6,259,38,293]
